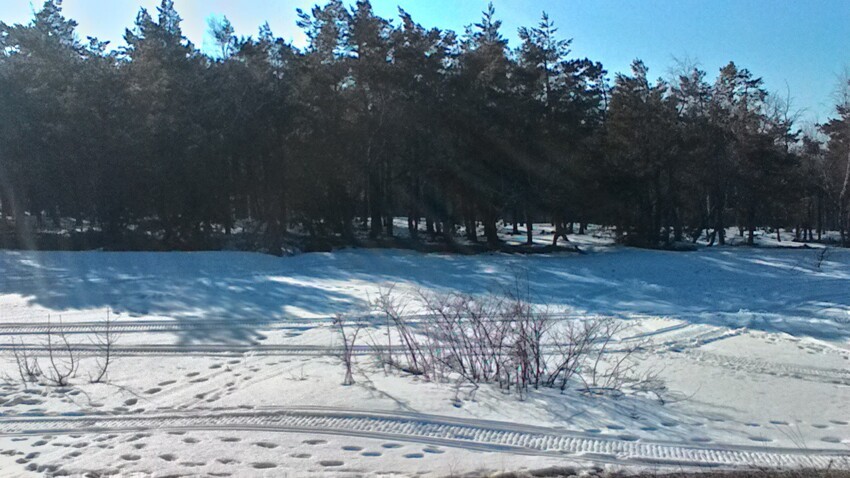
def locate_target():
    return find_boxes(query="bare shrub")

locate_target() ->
[89,309,119,383]
[333,313,366,385]
[631,368,669,404]
[373,286,427,376]
[505,276,551,398]
[375,287,540,397]
[372,277,658,401]
[10,339,42,386]
[44,316,78,387]
[545,319,602,391]
[575,319,640,395]
[5,311,118,388]
[815,246,831,271]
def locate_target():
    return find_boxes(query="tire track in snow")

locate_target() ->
[677,350,850,385]
[648,325,744,350]
[0,408,846,469]
[0,343,379,357]
[0,319,316,336]
[0,319,740,356]
[0,332,738,358]
[0,313,681,336]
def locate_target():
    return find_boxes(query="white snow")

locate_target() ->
[0,237,849,476]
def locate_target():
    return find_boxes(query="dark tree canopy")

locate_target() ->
[0,1,844,252]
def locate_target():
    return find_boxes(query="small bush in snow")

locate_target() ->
[9,339,42,387]
[372,281,655,400]
[5,311,118,388]
[333,313,366,385]
[89,309,119,383]
[44,316,78,387]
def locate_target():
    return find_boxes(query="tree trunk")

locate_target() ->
[465,218,477,242]
[483,207,499,247]
[747,206,755,246]
[369,181,382,240]
[408,216,417,239]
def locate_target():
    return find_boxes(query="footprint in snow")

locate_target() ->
[253,442,278,449]
[748,436,773,442]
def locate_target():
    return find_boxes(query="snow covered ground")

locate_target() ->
[0,235,849,476]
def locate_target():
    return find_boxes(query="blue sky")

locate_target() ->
[3,0,848,126]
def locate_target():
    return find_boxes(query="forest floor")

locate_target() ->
[0,226,848,476]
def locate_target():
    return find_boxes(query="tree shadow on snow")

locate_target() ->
[0,246,848,343]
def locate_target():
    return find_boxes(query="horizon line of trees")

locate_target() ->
[1,0,849,251]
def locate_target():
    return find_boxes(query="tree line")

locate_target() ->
[1,0,849,251]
